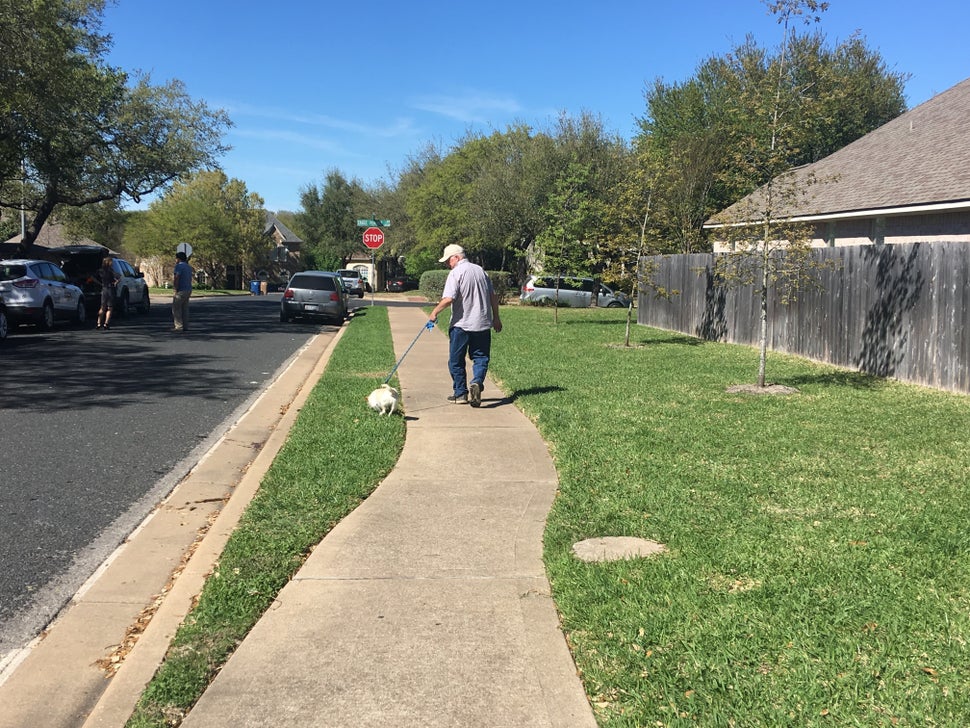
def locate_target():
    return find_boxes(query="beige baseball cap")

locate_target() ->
[439,244,465,262]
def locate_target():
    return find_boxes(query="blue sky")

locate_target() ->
[101,0,969,213]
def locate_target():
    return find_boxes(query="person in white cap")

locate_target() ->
[428,244,502,407]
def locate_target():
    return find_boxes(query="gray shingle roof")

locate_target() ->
[264,212,302,244]
[708,76,970,224]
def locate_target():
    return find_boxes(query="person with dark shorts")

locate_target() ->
[97,257,119,330]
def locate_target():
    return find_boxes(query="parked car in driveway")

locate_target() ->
[336,269,365,298]
[0,259,87,329]
[519,275,632,308]
[280,271,348,325]
[386,274,419,292]
[52,245,150,316]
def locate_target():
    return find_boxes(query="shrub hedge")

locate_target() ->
[418,269,515,304]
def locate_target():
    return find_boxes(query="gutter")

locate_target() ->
[703,199,970,229]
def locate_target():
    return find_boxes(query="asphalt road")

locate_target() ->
[0,293,347,658]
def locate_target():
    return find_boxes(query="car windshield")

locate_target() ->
[0,264,27,280]
[337,270,357,278]
[289,275,336,291]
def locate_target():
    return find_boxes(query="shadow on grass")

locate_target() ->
[502,385,566,403]
[777,370,888,390]
[562,317,635,326]
[640,335,705,347]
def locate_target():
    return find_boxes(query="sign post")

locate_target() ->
[358,218,390,306]
[361,228,385,306]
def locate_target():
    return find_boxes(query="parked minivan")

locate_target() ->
[520,275,632,308]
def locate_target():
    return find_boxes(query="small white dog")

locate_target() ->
[366,384,400,416]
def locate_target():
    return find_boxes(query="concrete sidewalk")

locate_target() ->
[181,304,596,727]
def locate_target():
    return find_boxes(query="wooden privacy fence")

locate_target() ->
[638,242,970,394]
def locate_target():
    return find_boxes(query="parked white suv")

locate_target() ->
[520,275,632,308]
[0,259,87,329]
[336,269,365,298]
[53,245,150,316]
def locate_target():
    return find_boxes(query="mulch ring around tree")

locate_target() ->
[726,383,799,396]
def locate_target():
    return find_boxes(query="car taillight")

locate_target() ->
[13,279,38,288]
[522,285,533,293]
[283,289,294,299]
[330,292,339,302]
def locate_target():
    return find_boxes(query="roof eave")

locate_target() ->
[703,199,970,230]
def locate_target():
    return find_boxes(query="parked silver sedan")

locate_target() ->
[0,259,87,329]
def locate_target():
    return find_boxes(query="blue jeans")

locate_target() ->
[449,327,491,396]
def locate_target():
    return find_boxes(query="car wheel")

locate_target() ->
[39,300,55,330]
[138,289,150,314]
[0,310,8,340]
[280,309,290,323]
[607,301,623,308]
[75,299,86,324]
[118,290,130,317]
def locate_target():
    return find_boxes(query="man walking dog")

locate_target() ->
[428,244,502,407]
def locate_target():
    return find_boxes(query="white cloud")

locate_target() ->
[222,101,418,139]
[410,91,523,124]
[230,127,352,154]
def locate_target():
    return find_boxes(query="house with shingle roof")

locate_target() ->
[248,212,302,289]
[264,212,302,254]
[705,76,970,250]
[1,220,109,259]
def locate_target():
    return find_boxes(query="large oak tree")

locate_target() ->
[0,0,230,252]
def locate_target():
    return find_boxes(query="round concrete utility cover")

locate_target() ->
[572,536,667,563]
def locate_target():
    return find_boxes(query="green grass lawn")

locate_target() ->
[148,287,252,297]
[489,306,970,726]
[129,304,970,727]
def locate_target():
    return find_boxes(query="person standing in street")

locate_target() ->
[96,256,119,330]
[428,244,502,407]
[172,250,193,332]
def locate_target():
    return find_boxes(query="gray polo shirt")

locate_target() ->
[442,259,493,332]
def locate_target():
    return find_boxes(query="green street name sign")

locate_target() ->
[356,218,391,227]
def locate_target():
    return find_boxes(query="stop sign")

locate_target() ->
[362,226,385,249]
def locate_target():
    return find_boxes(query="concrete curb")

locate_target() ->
[81,324,347,727]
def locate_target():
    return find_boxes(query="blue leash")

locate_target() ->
[383,320,436,385]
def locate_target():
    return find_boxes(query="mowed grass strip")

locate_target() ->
[128,307,404,727]
[488,306,970,727]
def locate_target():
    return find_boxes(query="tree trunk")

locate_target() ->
[758,253,769,388]
[16,199,55,256]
